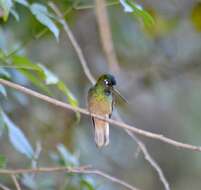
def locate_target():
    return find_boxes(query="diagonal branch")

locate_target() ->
[0,183,12,190]
[1,78,201,153]
[95,0,120,72]
[116,112,170,190]
[48,2,96,85]
[11,174,21,190]
[126,130,170,190]
[0,166,139,190]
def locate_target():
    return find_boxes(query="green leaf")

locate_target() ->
[57,144,79,166]
[57,81,78,107]
[0,0,13,21]
[1,110,34,159]
[38,64,59,85]
[57,81,80,121]
[0,68,11,79]
[15,0,29,7]
[21,174,37,189]
[10,55,60,85]
[10,8,19,21]
[0,154,6,168]
[11,55,78,105]
[80,178,96,190]
[11,55,51,94]
[6,55,49,93]
[11,55,45,73]
[30,3,59,40]
[0,84,7,97]
[19,69,51,94]
[120,0,154,26]
[2,55,79,118]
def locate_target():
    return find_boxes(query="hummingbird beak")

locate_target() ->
[112,88,128,104]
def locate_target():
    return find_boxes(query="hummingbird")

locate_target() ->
[88,74,126,148]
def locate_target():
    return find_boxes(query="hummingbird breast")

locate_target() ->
[87,86,113,147]
[87,87,113,115]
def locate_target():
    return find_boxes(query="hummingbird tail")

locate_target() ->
[94,119,109,148]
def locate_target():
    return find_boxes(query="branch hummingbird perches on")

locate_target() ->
[0,78,201,153]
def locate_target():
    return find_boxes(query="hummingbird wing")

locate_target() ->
[109,96,114,118]
[112,88,128,104]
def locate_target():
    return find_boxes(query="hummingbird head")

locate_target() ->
[97,74,116,89]
[96,74,127,103]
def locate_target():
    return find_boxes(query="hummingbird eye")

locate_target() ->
[104,79,109,85]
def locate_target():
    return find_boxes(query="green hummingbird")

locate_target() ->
[88,74,126,148]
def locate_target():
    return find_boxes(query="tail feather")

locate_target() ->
[93,118,109,148]
[104,123,109,146]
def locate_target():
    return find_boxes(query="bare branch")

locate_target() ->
[127,130,170,190]
[0,166,139,190]
[115,112,170,190]
[82,169,138,190]
[95,0,120,72]
[1,79,201,153]
[0,183,12,190]
[48,2,96,85]
[11,175,21,190]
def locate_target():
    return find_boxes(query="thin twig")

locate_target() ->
[1,79,201,153]
[115,112,170,190]
[0,166,139,190]
[127,130,170,190]
[5,6,73,59]
[48,2,96,84]
[11,175,21,190]
[0,183,12,190]
[95,0,119,72]
[81,169,138,190]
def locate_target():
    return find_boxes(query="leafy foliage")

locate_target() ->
[142,9,178,38]
[0,54,79,108]
[50,144,96,190]
[53,144,79,166]
[30,3,59,40]
[0,0,59,39]
[15,0,29,7]
[1,110,34,159]
[0,68,11,79]
[119,0,154,26]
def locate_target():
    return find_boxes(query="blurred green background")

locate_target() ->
[1,0,201,189]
